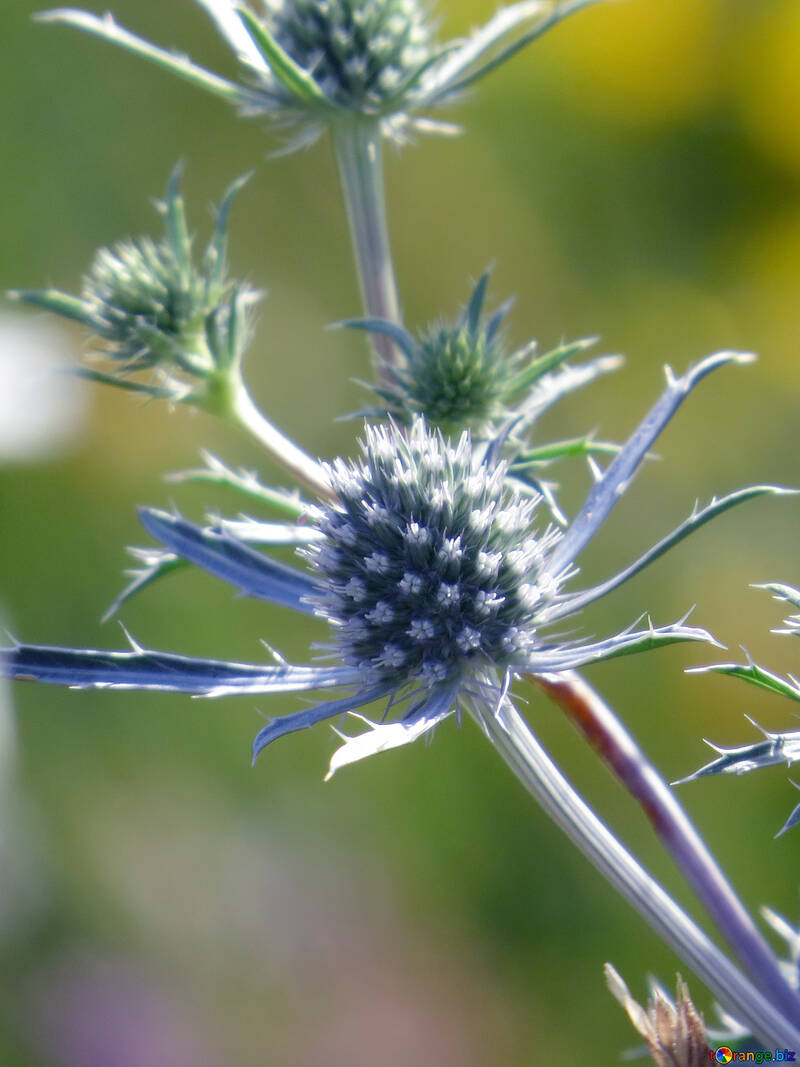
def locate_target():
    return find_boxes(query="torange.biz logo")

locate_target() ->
[710,1051,796,1063]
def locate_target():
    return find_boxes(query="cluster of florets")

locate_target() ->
[82,233,212,367]
[381,318,510,432]
[14,169,257,401]
[306,420,562,686]
[265,0,434,110]
[353,273,581,436]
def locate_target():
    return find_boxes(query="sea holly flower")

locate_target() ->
[2,351,790,777]
[10,166,257,412]
[346,270,622,438]
[40,0,604,147]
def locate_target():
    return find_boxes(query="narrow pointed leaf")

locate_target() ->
[9,288,97,328]
[139,509,319,614]
[432,0,605,100]
[516,353,623,426]
[542,352,754,578]
[758,583,800,613]
[164,163,192,281]
[422,0,550,103]
[236,7,330,106]
[485,297,514,343]
[38,10,246,103]
[675,734,800,786]
[755,583,800,636]
[165,453,307,517]
[205,171,252,292]
[504,337,599,396]
[103,551,184,621]
[544,487,797,623]
[510,435,621,469]
[776,785,800,838]
[325,685,456,780]
[465,271,490,336]
[105,519,323,619]
[73,368,177,398]
[2,643,350,695]
[524,620,718,674]
[252,683,392,762]
[687,661,800,704]
[194,0,270,72]
[340,318,417,361]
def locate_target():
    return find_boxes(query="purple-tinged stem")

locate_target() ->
[532,669,800,1027]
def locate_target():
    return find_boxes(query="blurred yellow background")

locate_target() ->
[2,0,800,1062]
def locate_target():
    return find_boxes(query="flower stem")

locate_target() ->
[531,669,800,1027]
[472,694,800,1049]
[331,118,401,385]
[229,383,333,499]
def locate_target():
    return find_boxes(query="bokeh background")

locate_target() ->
[2,0,800,1062]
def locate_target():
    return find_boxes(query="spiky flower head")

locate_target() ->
[11,167,258,409]
[306,420,561,686]
[41,1,604,147]
[3,352,779,776]
[266,0,435,113]
[348,272,613,437]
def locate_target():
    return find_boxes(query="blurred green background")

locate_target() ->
[2,0,800,1062]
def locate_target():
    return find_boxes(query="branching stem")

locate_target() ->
[229,383,333,499]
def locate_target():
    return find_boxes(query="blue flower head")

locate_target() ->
[306,420,565,686]
[4,350,789,778]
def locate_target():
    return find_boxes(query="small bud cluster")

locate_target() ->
[266,0,434,111]
[14,169,257,403]
[354,273,575,436]
[306,420,562,685]
[383,319,510,432]
[82,233,209,368]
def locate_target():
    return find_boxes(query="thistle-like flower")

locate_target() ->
[347,270,620,437]
[2,352,787,777]
[10,167,257,412]
[40,0,603,147]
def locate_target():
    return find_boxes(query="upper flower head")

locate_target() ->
[10,167,258,409]
[266,0,435,112]
[40,0,605,147]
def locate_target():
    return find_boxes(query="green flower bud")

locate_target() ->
[347,272,610,437]
[11,166,258,407]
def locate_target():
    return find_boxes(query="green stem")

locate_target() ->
[331,119,401,385]
[229,383,333,499]
[471,694,800,1050]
